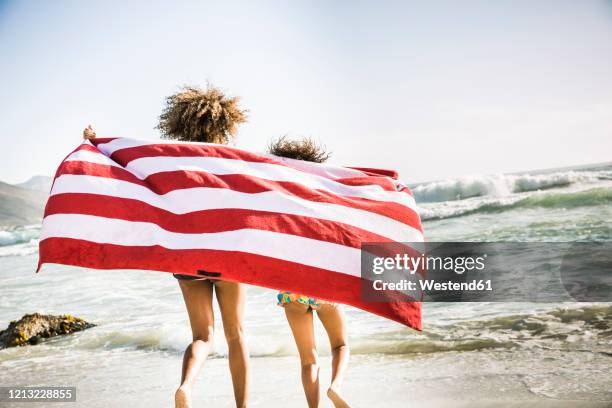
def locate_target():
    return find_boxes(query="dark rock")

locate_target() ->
[0,313,95,349]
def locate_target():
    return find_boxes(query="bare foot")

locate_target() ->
[175,386,192,408]
[327,386,351,408]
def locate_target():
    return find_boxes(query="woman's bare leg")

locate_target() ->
[175,280,215,408]
[215,281,249,408]
[317,304,351,408]
[284,302,320,408]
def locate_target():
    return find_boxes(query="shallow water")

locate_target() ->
[1,164,611,406]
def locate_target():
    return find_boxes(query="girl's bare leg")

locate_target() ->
[215,281,249,408]
[175,280,215,408]
[284,302,320,408]
[317,304,351,408]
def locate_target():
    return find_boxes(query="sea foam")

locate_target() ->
[0,225,41,247]
[411,169,611,203]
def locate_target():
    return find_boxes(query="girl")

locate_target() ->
[159,86,250,408]
[269,137,352,408]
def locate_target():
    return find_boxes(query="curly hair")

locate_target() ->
[157,85,247,144]
[268,136,331,163]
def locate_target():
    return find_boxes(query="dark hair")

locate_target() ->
[268,136,330,163]
[157,85,247,144]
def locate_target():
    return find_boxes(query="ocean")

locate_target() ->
[1,163,611,407]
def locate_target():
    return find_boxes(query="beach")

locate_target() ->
[1,163,611,407]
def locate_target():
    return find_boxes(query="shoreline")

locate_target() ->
[2,351,610,407]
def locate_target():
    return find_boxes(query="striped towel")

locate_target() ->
[38,138,424,329]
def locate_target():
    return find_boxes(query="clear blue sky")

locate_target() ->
[1,0,611,184]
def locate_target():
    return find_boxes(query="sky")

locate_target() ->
[0,0,611,184]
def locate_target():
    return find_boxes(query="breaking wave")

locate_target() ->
[354,304,612,355]
[419,187,612,220]
[27,306,610,357]
[0,225,40,247]
[412,170,612,203]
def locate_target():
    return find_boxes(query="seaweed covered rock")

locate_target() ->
[0,313,95,349]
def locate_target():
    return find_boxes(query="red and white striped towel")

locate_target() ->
[38,138,424,329]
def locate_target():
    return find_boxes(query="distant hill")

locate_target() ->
[0,181,48,227]
[15,175,53,193]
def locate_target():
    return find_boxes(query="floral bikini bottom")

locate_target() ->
[276,291,336,310]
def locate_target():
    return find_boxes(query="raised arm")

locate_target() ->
[83,125,96,140]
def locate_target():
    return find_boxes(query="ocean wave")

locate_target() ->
[28,305,609,358]
[460,304,612,334]
[0,241,39,257]
[0,225,41,247]
[355,304,612,355]
[443,304,612,351]
[420,187,612,220]
[352,336,517,355]
[47,326,296,358]
[412,170,612,203]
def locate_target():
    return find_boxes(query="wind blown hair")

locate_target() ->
[157,85,247,144]
[268,136,331,163]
